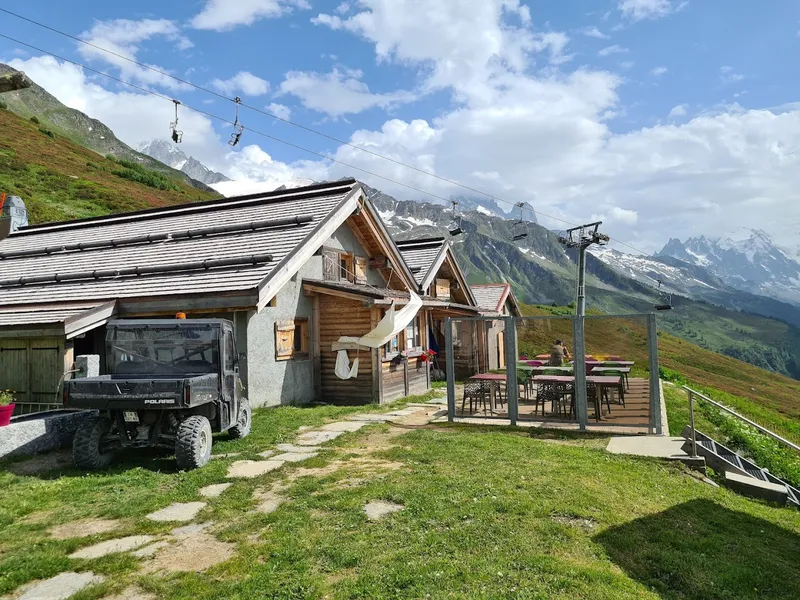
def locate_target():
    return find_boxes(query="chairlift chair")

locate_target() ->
[511,202,528,241]
[654,279,674,311]
[169,99,183,144]
[229,96,244,147]
[448,200,463,236]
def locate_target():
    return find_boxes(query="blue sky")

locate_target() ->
[1,0,799,253]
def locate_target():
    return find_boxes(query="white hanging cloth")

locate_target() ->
[337,291,423,349]
[335,350,359,379]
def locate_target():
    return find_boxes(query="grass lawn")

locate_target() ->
[2,397,800,600]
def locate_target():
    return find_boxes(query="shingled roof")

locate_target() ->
[0,180,362,311]
[470,283,521,316]
[396,237,447,286]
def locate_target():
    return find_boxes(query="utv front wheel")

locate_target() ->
[73,416,115,470]
[175,415,212,470]
[228,397,251,439]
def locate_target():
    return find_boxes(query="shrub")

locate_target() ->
[0,389,15,406]
[108,157,180,191]
[659,366,687,385]
[38,127,54,138]
[29,116,39,125]
[0,100,6,110]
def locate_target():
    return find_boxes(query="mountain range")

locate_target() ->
[657,230,800,306]
[2,63,798,380]
[138,140,230,186]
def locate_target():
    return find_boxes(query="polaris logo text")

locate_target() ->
[144,399,175,405]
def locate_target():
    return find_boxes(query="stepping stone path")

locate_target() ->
[348,414,390,422]
[275,443,320,453]
[295,430,344,446]
[253,485,287,514]
[13,572,104,600]
[199,483,232,498]
[146,502,206,522]
[227,460,284,478]
[364,500,405,521]
[69,535,155,560]
[258,450,275,458]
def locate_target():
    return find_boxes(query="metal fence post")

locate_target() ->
[647,313,662,435]
[445,317,455,422]
[504,316,518,426]
[572,316,588,430]
[688,390,698,458]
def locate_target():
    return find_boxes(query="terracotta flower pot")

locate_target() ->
[0,404,15,427]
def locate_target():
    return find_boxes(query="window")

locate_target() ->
[384,334,400,357]
[275,319,309,360]
[339,253,354,282]
[224,330,235,371]
[405,317,420,350]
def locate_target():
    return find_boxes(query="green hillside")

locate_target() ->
[0,105,219,223]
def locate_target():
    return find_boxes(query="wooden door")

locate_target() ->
[29,341,61,408]
[0,339,28,403]
[498,331,506,369]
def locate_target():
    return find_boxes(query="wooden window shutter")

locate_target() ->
[322,248,338,281]
[354,257,368,284]
[275,321,295,360]
[435,278,451,299]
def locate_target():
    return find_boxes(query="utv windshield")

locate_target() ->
[106,325,220,376]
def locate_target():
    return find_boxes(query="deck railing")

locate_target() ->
[683,386,800,457]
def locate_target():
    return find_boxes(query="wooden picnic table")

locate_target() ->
[529,366,573,373]
[585,360,634,367]
[590,367,630,390]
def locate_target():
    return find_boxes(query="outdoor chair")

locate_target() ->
[461,381,490,414]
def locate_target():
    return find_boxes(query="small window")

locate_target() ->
[224,331,235,371]
[339,253,354,282]
[405,318,420,350]
[275,319,309,360]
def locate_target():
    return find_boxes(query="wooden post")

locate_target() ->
[311,295,322,401]
[371,307,381,403]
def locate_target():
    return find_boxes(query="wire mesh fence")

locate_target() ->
[445,313,662,434]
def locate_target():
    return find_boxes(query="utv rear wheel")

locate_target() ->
[228,397,251,439]
[73,416,115,470]
[175,416,212,470]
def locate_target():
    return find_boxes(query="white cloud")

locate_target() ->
[9,1,800,255]
[191,0,310,31]
[531,32,573,65]
[580,26,610,39]
[279,68,417,117]
[609,207,638,224]
[211,71,271,96]
[618,0,687,21]
[720,65,745,84]
[598,44,628,57]
[651,66,668,76]
[668,104,687,118]
[620,61,635,70]
[266,102,292,120]
[78,18,192,90]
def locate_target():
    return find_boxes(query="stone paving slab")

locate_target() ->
[606,436,687,458]
[347,414,389,422]
[272,452,319,463]
[364,500,405,521]
[170,522,213,537]
[146,502,207,522]
[102,585,158,600]
[275,443,320,453]
[320,421,366,432]
[258,450,275,458]
[199,483,232,498]
[15,571,104,600]
[295,430,343,446]
[131,541,170,559]
[227,460,284,478]
[69,535,155,559]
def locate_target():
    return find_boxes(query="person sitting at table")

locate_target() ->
[549,339,570,366]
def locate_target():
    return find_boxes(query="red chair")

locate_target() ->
[526,360,544,367]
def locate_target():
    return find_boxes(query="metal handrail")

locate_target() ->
[683,386,800,455]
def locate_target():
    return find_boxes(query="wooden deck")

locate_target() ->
[454,377,653,432]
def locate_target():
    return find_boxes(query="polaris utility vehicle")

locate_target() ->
[65,318,251,470]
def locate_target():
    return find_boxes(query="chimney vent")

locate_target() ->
[0,195,28,241]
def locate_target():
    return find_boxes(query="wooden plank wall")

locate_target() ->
[318,295,377,405]
[381,359,406,403]
[0,336,65,415]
